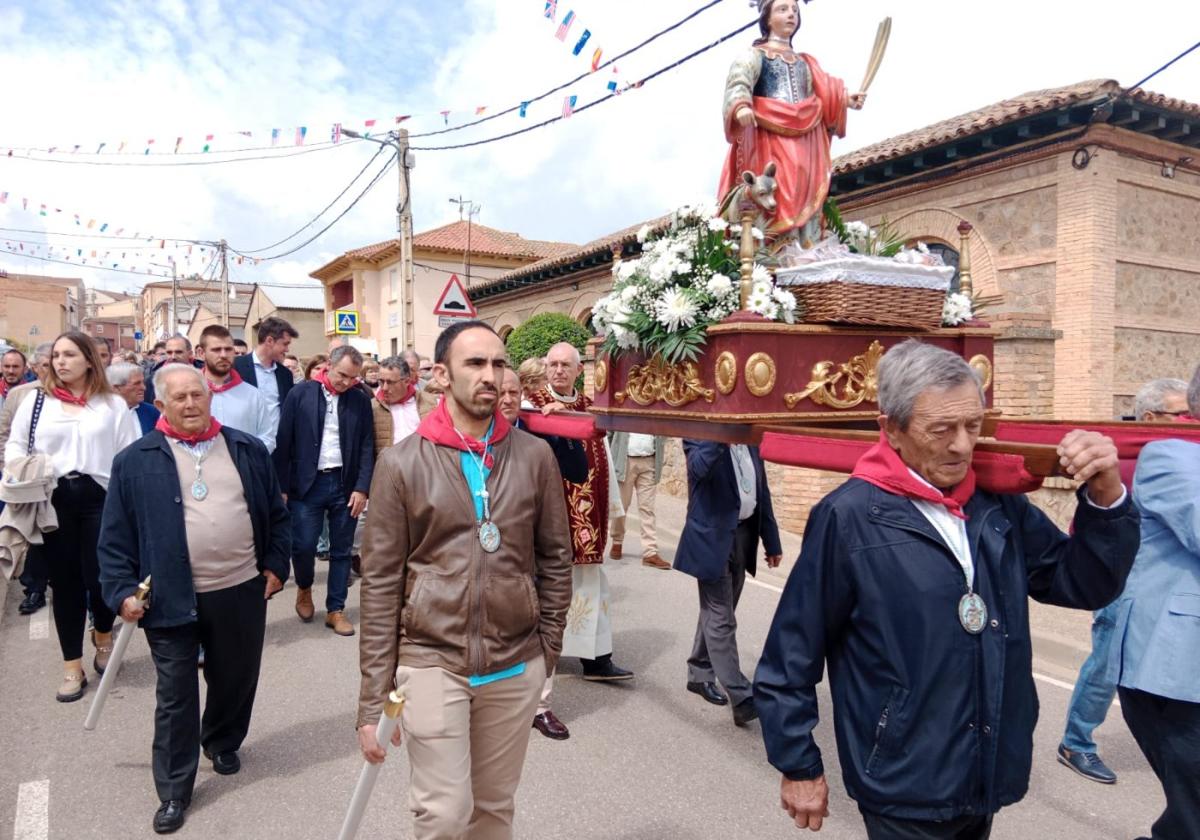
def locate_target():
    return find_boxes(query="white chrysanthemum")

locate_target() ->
[845,221,870,238]
[620,284,639,303]
[772,288,798,323]
[654,286,700,332]
[942,292,974,326]
[706,216,730,233]
[673,261,692,277]
[752,280,772,299]
[751,263,772,285]
[706,274,734,297]
[616,260,640,281]
[636,224,652,244]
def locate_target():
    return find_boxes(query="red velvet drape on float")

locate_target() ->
[517,410,603,441]
[718,52,847,238]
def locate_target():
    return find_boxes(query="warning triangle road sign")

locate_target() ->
[433,273,477,318]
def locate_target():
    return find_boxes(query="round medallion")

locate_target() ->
[594,359,608,393]
[478,521,501,553]
[744,352,777,398]
[958,592,988,634]
[714,351,738,395]
[968,354,993,391]
[190,480,209,502]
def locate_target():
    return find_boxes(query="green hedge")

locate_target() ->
[505,312,591,369]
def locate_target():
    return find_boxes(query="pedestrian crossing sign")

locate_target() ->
[334,309,360,335]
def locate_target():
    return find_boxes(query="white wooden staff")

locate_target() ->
[83,575,151,731]
[337,690,406,840]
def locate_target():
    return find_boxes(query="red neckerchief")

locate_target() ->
[376,382,416,406]
[313,369,341,397]
[53,387,89,407]
[206,368,244,394]
[155,415,222,445]
[0,380,11,398]
[1175,414,1200,424]
[416,395,510,469]
[851,431,976,520]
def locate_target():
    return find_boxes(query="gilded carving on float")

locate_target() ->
[968,354,993,390]
[623,356,715,407]
[744,352,777,397]
[714,351,738,395]
[594,359,608,393]
[784,340,886,410]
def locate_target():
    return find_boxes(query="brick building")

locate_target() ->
[81,317,137,351]
[0,271,82,349]
[469,78,1200,533]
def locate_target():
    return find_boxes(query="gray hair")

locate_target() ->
[165,333,192,352]
[1189,363,1200,418]
[329,344,364,367]
[33,342,53,363]
[152,363,206,398]
[877,340,983,430]
[1134,378,1188,419]
[379,355,411,377]
[107,362,144,388]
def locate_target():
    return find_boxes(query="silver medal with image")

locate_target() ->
[958,592,987,634]
[478,520,501,553]
[191,480,209,502]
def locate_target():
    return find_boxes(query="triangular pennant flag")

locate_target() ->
[332,123,342,144]
[544,0,557,20]
[475,106,486,116]
[562,95,577,118]
[295,126,307,145]
[555,9,575,40]
[591,48,603,72]
[519,102,529,118]
[395,115,410,124]
[572,29,591,56]
[203,134,214,152]
[440,110,451,125]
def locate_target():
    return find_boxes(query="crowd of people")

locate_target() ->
[0,319,1196,840]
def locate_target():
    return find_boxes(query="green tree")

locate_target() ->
[505,313,591,386]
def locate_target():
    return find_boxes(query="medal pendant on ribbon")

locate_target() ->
[958,592,987,634]
[478,520,501,553]
[191,480,209,501]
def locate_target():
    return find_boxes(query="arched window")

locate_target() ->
[923,242,962,293]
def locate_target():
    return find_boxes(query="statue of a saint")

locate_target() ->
[719,0,865,247]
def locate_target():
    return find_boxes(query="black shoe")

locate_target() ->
[581,658,634,682]
[1056,744,1117,784]
[153,800,188,834]
[732,698,759,727]
[204,749,240,775]
[18,591,46,615]
[687,681,728,706]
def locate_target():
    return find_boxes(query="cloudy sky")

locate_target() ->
[1,0,1197,295]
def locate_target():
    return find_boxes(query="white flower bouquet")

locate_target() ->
[593,202,798,363]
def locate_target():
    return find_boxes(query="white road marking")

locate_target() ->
[14,779,49,840]
[28,609,48,641]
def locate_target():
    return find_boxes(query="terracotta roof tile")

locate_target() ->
[411,220,576,260]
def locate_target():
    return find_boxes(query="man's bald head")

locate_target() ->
[546,342,582,395]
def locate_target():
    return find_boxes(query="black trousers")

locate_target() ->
[1120,686,1200,840]
[19,540,48,594]
[860,809,993,840]
[687,517,756,705]
[144,576,267,803]
[42,475,113,660]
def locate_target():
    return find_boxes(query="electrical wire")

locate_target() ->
[2,140,361,168]
[412,19,756,151]
[229,151,398,261]
[0,248,179,278]
[410,0,728,139]
[237,143,389,253]
[0,226,207,244]
[1126,39,1200,92]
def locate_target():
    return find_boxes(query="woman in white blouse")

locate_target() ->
[6,331,139,701]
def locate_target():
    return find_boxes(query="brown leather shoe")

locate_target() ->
[295,588,315,622]
[642,554,671,570]
[325,611,355,636]
[532,711,570,740]
[609,542,623,560]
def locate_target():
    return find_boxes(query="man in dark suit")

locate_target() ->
[675,440,782,727]
[232,316,298,431]
[274,344,374,636]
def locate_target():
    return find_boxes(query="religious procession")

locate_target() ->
[1,1,1198,839]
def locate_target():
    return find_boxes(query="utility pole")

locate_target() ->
[448,196,480,287]
[342,128,416,349]
[219,239,230,328]
[170,257,179,336]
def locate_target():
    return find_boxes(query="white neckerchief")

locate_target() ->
[906,468,973,587]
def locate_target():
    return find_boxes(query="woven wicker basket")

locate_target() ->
[776,258,954,331]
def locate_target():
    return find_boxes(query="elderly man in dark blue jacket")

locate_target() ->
[755,340,1140,840]
[676,439,782,727]
[99,364,290,835]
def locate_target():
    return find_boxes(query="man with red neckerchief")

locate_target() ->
[357,321,571,840]
[198,325,274,452]
[755,340,1140,840]
[99,364,290,835]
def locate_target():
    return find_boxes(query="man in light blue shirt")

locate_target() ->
[1108,363,1200,840]
[232,316,298,433]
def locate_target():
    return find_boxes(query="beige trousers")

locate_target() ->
[610,456,658,557]
[397,656,547,840]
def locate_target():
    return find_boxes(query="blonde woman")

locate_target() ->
[6,331,139,701]
[517,357,548,407]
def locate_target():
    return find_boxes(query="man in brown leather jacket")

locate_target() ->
[356,321,573,840]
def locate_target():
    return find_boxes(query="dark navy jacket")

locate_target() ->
[273,380,374,499]
[233,351,294,406]
[98,427,291,629]
[515,418,588,484]
[674,441,782,581]
[754,479,1140,821]
[133,401,160,435]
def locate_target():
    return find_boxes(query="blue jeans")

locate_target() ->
[289,470,357,613]
[1062,601,1120,753]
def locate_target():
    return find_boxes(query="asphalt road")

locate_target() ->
[0,494,1162,839]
